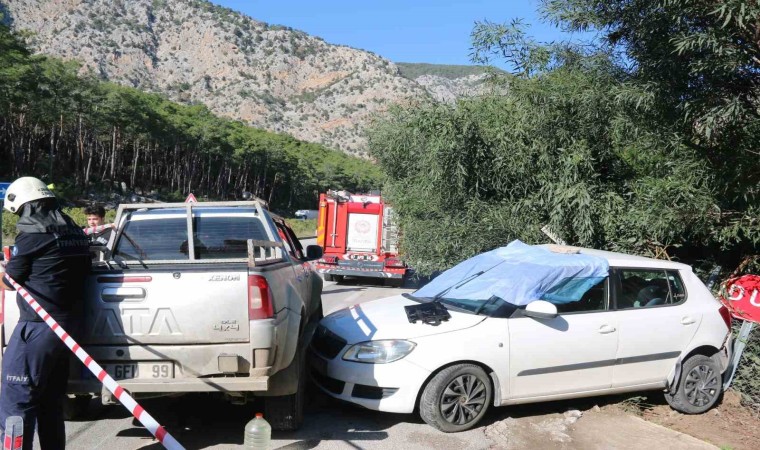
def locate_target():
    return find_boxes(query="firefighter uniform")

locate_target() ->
[0,178,90,449]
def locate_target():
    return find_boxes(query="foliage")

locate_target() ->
[369,2,759,279]
[1,211,16,245]
[0,24,381,229]
[395,62,499,80]
[371,47,718,273]
[284,219,317,239]
[541,0,760,248]
[2,207,117,245]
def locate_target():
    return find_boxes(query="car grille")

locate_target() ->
[351,384,398,400]
[311,369,345,394]
[311,325,347,359]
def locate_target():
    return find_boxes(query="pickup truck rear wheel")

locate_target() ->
[264,347,306,431]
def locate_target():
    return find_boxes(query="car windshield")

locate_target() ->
[411,240,609,314]
[406,293,519,316]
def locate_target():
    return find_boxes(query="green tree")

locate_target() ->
[541,0,760,249]
[0,23,380,217]
[370,4,758,276]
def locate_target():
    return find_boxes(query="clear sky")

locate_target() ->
[210,1,588,68]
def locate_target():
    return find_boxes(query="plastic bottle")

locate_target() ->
[243,413,271,449]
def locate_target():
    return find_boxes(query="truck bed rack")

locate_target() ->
[101,200,285,267]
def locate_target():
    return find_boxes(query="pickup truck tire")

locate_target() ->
[265,345,306,431]
[323,274,334,282]
[63,394,91,420]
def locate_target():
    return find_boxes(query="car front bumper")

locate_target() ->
[308,348,430,414]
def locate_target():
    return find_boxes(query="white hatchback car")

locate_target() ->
[309,242,733,432]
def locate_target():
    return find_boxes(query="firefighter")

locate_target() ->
[0,177,90,449]
[83,204,112,246]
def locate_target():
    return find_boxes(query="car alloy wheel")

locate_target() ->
[684,363,719,408]
[420,363,492,432]
[664,354,723,414]
[440,374,488,425]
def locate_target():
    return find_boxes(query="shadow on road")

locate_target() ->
[69,385,679,449]
[482,390,669,427]
[106,386,412,449]
[321,287,368,296]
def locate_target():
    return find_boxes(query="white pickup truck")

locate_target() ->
[1,201,323,430]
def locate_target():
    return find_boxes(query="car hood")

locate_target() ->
[320,294,487,344]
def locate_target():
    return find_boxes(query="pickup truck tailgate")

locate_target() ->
[83,268,250,345]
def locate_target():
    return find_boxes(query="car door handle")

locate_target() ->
[598,325,617,334]
[681,316,696,325]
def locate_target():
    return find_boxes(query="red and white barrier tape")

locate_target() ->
[2,274,185,450]
[3,434,22,450]
[82,224,115,236]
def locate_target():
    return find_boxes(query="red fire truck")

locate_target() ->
[315,190,408,285]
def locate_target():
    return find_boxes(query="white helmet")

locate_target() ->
[3,177,56,214]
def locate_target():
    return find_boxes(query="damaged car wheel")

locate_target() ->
[420,364,492,432]
[665,354,722,414]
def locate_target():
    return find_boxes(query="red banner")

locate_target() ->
[720,274,760,324]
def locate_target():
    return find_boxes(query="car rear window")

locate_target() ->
[193,216,268,259]
[114,217,189,260]
[113,216,269,261]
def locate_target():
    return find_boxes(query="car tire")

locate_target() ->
[333,275,344,283]
[419,364,492,432]
[323,274,334,282]
[63,394,91,420]
[665,354,722,414]
[265,347,306,431]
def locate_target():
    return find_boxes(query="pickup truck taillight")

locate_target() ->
[248,275,273,320]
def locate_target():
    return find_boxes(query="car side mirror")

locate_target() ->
[524,300,558,320]
[305,245,323,261]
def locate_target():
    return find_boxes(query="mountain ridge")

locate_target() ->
[2,0,489,155]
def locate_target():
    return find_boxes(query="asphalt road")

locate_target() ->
[54,277,447,450]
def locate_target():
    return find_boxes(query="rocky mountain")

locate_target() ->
[411,73,490,104]
[1,0,490,156]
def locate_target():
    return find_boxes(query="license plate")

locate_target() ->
[85,362,174,380]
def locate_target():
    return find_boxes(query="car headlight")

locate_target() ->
[342,340,416,364]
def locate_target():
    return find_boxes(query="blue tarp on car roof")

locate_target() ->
[414,240,609,306]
